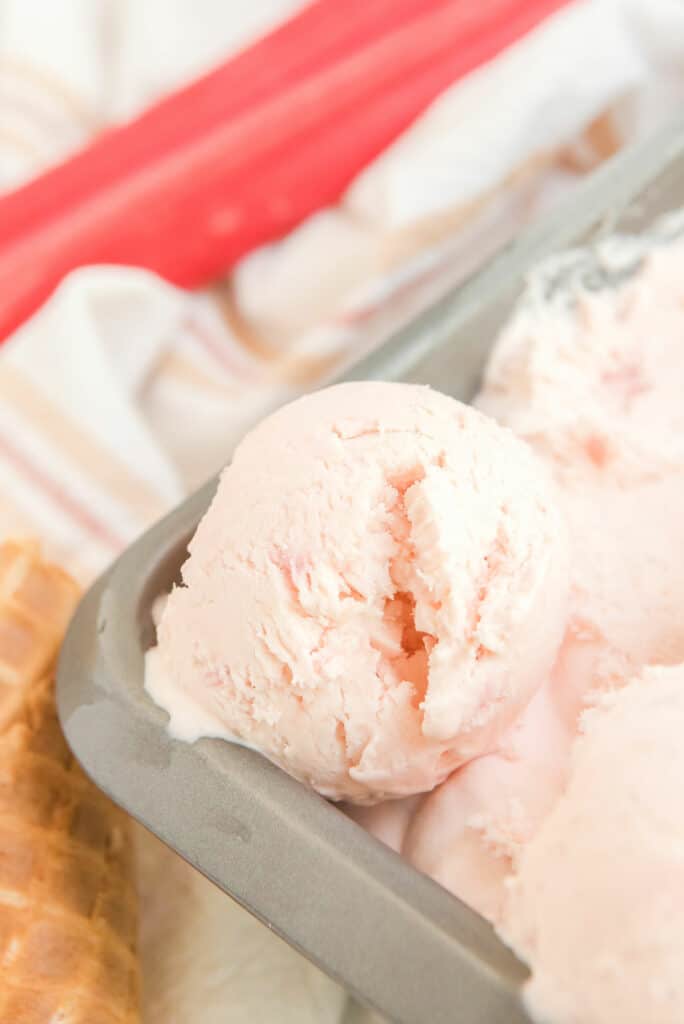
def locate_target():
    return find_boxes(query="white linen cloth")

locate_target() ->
[0,1,683,1021]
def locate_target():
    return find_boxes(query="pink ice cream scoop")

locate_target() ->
[477,242,684,726]
[402,680,571,921]
[501,664,684,1024]
[147,381,568,803]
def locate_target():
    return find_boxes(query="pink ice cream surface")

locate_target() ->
[344,795,424,855]
[148,381,568,803]
[403,680,571,921]
[501,665,684,1024]
[477,240,684,725]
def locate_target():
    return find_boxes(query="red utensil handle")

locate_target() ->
[0,0,571,342]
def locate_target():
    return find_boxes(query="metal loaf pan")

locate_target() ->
[57,119,684,1024]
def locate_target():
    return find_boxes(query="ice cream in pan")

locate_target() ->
[146,229,684,1023]
[147,383,568,803]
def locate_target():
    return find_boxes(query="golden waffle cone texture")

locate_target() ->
[0,542,140,1023]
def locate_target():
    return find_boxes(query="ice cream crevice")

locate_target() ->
[380,464,437,719]
[151,382,568,802]
[268,545,312,620]
[380,590,433,714]
[335,719,348,751]
[337,572,365,604]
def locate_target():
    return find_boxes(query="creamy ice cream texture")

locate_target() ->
[403,679,571,922]
[469,234,684,1021]
[146,228,684,1024]
[394,236,684,885]
[149,381,568,802]
[477,239,684,723]
[502,665,684,1024]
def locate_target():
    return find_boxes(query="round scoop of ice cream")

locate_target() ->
[149,382,568,802]
[502,665,684,1024]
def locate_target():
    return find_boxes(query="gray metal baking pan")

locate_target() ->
[57,117,684,1024]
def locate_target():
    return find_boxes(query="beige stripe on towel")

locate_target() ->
[0,364,167,524]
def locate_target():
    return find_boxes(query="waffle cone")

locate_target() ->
[0,541,140,1023]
